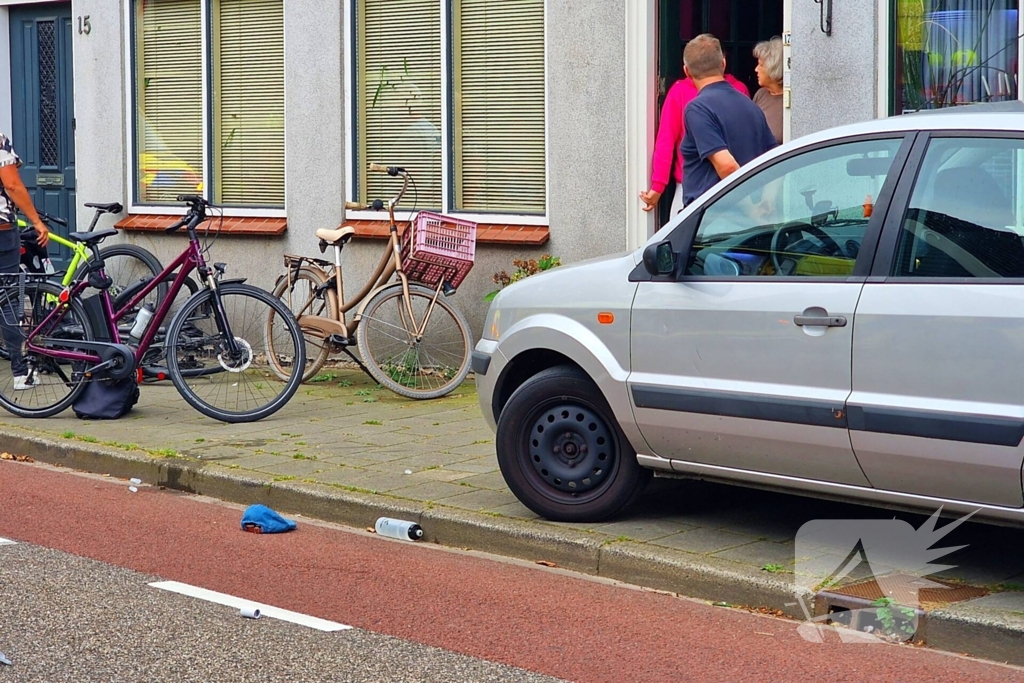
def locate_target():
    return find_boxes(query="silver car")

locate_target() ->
[474,102,1024,524]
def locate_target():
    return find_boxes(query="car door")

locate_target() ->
[850,133,1024,509]
[629,135,912,485]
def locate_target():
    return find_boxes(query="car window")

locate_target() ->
[686,138,903,278]
[893,137,1024,278]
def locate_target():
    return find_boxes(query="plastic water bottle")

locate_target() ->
[129,303,156,340]
[374,517,423,541]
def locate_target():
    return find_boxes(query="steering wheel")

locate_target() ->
[770,222,843,275]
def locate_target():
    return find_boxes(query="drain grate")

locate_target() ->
[818,572,988,611]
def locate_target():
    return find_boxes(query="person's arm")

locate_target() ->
[640,85,685,211]
[0,166,48,246]
[708,150,741,179]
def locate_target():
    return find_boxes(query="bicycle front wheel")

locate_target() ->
[164,283,305,423]
[269,266,335,382]
[0,280,94,418]
[355,283,472,399]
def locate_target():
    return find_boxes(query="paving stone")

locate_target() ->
[713,540,796,568]
[442,458,499,474]
[438,488,521,512]
[307,467,376,488]
[387,480,480,502]
[228,453,295,470]
[589,518,697,543]
[450,471,509,491]
[343,471,422,494]
[651,527,758,555]
[486,500,541,521]
[258,458,332,477]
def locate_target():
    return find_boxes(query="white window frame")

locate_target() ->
[343,0,550,226]
[881,0,1024,118]
[122,0,288,217]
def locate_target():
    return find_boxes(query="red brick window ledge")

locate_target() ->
[115,214,287,237]
[344,219,549,246]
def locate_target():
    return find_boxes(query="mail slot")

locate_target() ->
[36,173,64,187]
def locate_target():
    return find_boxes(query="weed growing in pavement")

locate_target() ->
[60,431,74,439]
[337,379,353,387]
[195,438,205,443]
[363,397,378,403]
[761,564,787,574]
[309,373,337,383]
[79,435,98,443]
[292,453,317,460]
[273,475,297,482]
[153,449,179,458]
[364,420,383,426]
[354,389,372,397]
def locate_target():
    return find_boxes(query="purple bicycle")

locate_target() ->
[0,196,306,423]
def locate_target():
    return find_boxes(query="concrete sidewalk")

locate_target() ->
[2,366,1023,665]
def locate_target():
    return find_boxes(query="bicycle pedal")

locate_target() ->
[326,334,352,347]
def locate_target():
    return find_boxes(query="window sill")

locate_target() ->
[115,215,287,236]
[343,220,549,246]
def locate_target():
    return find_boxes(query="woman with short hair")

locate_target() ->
[753,37,784,145]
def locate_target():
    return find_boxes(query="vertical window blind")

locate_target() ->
[357,0,442,209]
[214,0,285,206]
[135,0,203,204]
[453,0,546,214]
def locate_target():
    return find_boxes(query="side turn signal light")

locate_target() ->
[597,312,614,325]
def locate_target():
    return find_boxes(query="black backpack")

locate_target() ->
[73,377,140,420]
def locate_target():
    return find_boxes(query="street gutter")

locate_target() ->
[4,427,1022,667]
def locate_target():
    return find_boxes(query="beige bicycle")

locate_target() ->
[270,163,475,399]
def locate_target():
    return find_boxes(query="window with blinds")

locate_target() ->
[135,0,204,204]
[453,0,546,214]
[357,0,442,209]
[213,0,285,207]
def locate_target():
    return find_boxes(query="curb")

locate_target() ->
[5,427,1023,667]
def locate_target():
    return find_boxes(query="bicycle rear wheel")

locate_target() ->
[0,280,94,418]
[99,244,167,324]
[355,283,472,399]
[269,266,335,382]
[164,282,305,422]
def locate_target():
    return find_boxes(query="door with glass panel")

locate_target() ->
[9,3,75,263]
[851,135,1024,508]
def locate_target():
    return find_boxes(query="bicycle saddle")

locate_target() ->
[84,202,124,214]
[68,228,118,245]
[315,225,356,246]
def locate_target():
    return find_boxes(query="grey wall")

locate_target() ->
[790,0,879,139]
[73,0,630,339]
[71,0,127,233]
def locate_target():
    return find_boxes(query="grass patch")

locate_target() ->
[761,564,787,574]
[309,372,337,383]
[364,420,383,426]
[60,431,75,439]
[195,438,205,443]
[79,435,99,443]
[150,448,179,458]
[273,475,297,482]
[292,453,317,461]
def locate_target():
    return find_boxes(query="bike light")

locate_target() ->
[58,289,70,304]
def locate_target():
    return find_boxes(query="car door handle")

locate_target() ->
[794,315,847,328]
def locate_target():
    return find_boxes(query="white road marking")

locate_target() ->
[0,538,16,546]
[149,580,351,632]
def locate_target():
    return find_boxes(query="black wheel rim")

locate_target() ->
[521,399,619,504]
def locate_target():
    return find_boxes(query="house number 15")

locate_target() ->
[77,16,91,35]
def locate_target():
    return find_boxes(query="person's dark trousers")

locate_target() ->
[0,227,26,376]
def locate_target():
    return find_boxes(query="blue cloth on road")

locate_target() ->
[680,81,778,207]
[241,504,297,534]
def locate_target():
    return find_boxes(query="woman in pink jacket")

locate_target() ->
[639,73,750,216]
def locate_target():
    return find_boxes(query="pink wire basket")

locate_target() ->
[399,211,478,289]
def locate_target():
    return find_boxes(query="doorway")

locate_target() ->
[9,3,76,263]
[656,0,783,227]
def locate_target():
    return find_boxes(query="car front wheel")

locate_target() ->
[496,365,650,522]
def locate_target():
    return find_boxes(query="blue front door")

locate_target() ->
[9,3,75,263]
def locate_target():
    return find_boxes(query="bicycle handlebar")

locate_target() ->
[364,163,411,212]
[345,200,385,212]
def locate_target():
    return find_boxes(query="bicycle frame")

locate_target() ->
[24,233,213,370]
[287,166,445,342]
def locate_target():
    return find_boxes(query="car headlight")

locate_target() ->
[483,307,501,341]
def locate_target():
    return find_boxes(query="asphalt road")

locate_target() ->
[2,460,1023,683]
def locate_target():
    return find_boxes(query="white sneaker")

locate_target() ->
[13,375,35,391]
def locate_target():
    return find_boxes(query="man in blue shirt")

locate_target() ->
[680,34,778,207]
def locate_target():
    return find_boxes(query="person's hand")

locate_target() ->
[33,220,49,247]
[639,189,662,212]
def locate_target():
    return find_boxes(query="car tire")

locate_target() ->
[496,365,651,522]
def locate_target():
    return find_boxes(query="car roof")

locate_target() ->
[794,101,1024,147]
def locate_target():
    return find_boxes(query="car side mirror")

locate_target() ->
[643,241,677,276]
